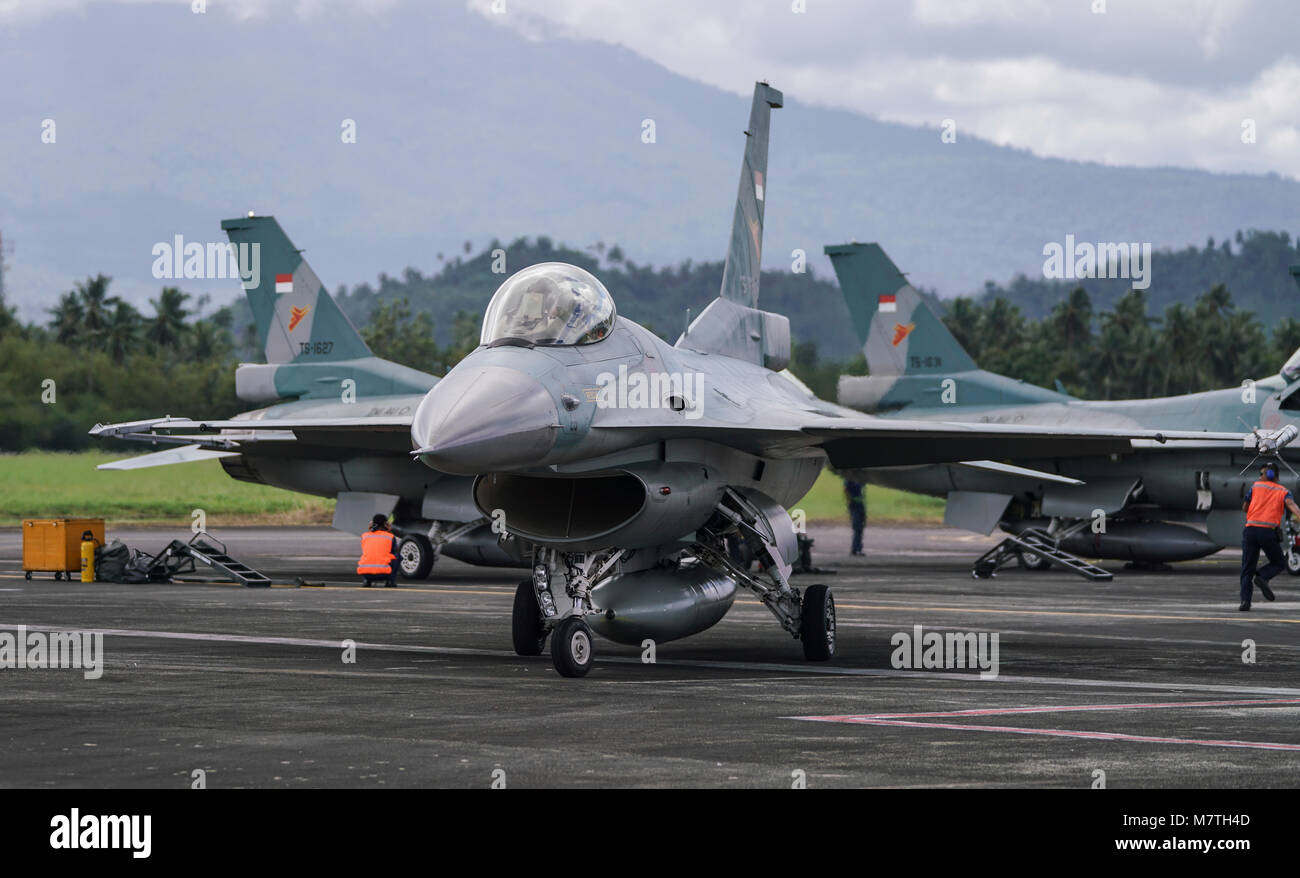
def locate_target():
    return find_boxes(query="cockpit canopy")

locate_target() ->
[480,263,616,347]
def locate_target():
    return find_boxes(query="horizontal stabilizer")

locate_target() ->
[97,444,238,470]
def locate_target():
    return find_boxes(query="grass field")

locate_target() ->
[793,469,945,524]
[0,452,944,526]
[0,452,334,526]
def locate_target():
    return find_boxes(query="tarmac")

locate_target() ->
[2,523,1299,788]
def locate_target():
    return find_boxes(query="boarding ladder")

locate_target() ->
[146,532,272,587]
[971,526,1112,582]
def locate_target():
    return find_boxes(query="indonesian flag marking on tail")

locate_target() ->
[275,273,294,294]
[879,294,897,313]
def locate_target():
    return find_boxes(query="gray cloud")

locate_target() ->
[468,0,1300,177]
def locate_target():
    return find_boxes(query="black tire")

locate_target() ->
[512,580,547,656]
[397,535,435,580]
[54,571,63,581]
[1287,547,1300,576]
[801,584,835,661]
[551,616,594,677]
[1018,551,1052,571]
[24,571,32,581]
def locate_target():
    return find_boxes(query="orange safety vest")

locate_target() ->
[358,531,395,574]
[1246,480,1289,528]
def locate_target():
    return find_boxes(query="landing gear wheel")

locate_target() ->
[398,535,435,579]
[512,580,548,656]
[54,571,63,581]
[551,616,594,677]
[1018,551,1052,571]
[800,584,835,661]
[1287,547,1300,576]
[24,571,32,581]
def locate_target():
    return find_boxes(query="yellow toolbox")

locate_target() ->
[22,519,105,581]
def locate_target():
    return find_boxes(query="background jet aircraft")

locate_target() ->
[90,216,520,576]
[826,241,1300,572]
[402,83,1243,677]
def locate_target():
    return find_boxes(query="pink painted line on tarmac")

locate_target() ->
[793,698,1300,752]
[804,697,1300,723]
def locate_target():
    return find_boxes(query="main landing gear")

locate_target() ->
[508,490,836,677]
[398,535,436,579]
[398,518,492,580]
[693,488,836,662]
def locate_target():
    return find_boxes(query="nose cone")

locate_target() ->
[412,364,558,474]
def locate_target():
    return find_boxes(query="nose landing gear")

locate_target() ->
[551,616,594,677]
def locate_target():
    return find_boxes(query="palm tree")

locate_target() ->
[188,319,231,362]
[943,297,984,359]
[48,291,84,345]
[103,300,141,365]
[146,286,191,349]
[74,274,115,347]
[1158,303,1202,394]
[1049,287,1093,352]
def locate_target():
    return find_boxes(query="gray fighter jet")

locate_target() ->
[826,242,1300,572]
[405,83,1244,676]
[90,216,519,577]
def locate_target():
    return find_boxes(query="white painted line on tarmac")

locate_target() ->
[4,620,1300,697]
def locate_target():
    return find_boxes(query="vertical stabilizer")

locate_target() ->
[825,242,976,376]
[221,215,371,364]
[720,83,783,308]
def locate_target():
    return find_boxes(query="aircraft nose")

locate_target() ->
[412,364,558,474]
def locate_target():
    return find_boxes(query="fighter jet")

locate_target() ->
[405,83,1244,676]
[90,216,520,577]
[826,242,1300,573]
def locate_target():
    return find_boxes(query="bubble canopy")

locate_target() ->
[480,263,617,347]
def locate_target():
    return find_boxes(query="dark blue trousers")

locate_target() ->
[849,504,865,554]
[1240,526,1285,603]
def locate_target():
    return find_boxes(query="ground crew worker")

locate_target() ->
[844,479,865,556]
[1239,461,1300,610]
[358,514,399,588]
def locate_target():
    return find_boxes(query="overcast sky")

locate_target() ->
[3,0,1295,177]
[465,0,1300,178]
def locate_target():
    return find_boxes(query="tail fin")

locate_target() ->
[720,82,782,307]
[676,83,790,370]
[221,215,371,364]
[825,242,976,376]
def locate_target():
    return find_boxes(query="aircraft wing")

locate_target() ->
[89,414,414,456]
[800,418,1248,468]
[592,415,1248,467]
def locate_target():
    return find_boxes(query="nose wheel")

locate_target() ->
[551,616,594,677]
